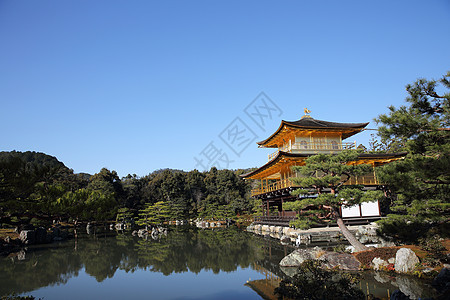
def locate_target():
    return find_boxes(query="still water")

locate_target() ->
[0,226,437,299]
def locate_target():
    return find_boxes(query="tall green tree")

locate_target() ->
[185,170,206,214]
[56,188,117,222]
[375,71,450,242]
[116,207,134,224]
[286,150,383,252]
[137,201,171,228]
[0,151,75,223]
[121,174,146,209]
[88,168,123,198]
[203,167,251,215]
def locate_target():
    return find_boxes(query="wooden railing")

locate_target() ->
[268,141,357,161]
[251,178,293,197]
[251,174,379,196]
[345,174,378,185]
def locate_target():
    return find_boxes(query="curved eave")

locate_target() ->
[257,119,369,148]
[356,152,407,165]
[256,121,287,147]
[240,151,308,179]
[240,151,407,180]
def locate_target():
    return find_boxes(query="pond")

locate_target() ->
[0,226,438,299]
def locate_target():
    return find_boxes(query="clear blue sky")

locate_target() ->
[1,0,449,177]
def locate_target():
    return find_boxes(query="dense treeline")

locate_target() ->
[0,151,256,226]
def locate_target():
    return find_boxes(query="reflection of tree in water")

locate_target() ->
[78,234,125,282]
[135,238,172,275]
[133,227,265,275]
[0,243,82,296]
[0,226,265,297]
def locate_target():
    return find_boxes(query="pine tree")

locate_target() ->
[287,150,383,252]
[137,201,171,228]
[374,71,450,242]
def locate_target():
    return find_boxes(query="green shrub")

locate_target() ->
[289,215,321,230]
[376,215,429,244]
[419,235,448,266]
[332,244,351,253]
[29,218,46,227]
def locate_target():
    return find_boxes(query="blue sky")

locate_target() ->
[1,0,449,177]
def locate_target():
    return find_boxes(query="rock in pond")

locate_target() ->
[280,247,360,271]
[372,257,388,271]
[279,247,323,267]
[395,248,419,273]
[115,223,124,230]
[319,252,361,271]
[280,235,290,244]
[137,229,148,237]
[19,230,35,245]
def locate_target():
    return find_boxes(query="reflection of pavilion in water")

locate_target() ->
[245,238,426,300]
[245,263,281,300]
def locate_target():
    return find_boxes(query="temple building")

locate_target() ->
[241,110,405,226]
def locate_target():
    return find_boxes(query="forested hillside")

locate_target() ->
[0,151,256,226]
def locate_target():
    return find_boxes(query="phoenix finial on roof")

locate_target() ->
[304,108,311,115]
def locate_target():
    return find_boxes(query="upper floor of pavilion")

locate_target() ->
[259,110,369,161]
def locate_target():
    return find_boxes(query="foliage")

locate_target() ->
[274,260,365,300]
[288,215,322,230]
[419,235,448,266]
[288,150,384,251]
[56,188,117,221]
[0,151,86,224]
[367,133,406,153]
[0,150,254,224]
[375,71,450,242]
[137,201,171,227]
[288,150,383,228]
[140,167,252,221]
[283,205,324,229]
[87,168,123,199]
[115,208,134,224]
[331,244,351,253]
[291,150,372,193]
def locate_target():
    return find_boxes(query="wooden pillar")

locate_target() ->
[262,200,265,216]
[264,200,267,216]
[373,165,377,185]
[278,201,282,216]
[266,199,270,216]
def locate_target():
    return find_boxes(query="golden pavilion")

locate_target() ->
[242,110,405,226]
